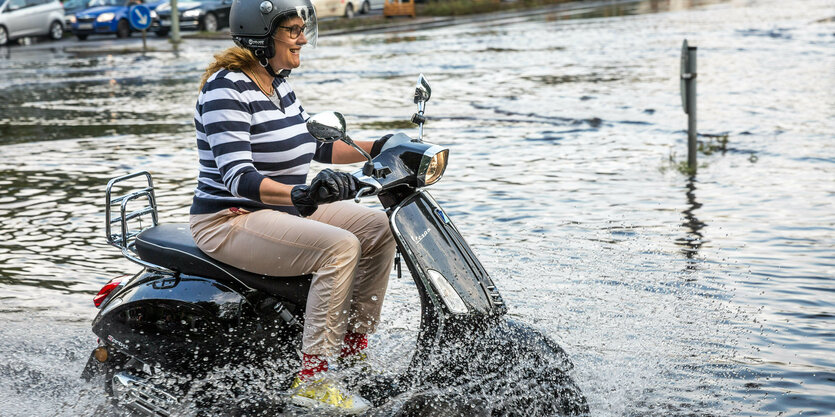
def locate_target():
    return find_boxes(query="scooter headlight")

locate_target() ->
[426,269,468,314]
[417,146,449,187]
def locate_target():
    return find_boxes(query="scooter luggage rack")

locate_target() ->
[105,171,172,273]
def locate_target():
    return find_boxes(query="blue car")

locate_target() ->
[71,0,164,40]
[63,0,92,27]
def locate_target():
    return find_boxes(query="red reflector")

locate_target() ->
[93,277,123,308]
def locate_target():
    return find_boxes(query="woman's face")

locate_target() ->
[269,16,307,70]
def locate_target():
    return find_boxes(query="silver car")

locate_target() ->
[0,0,65,46]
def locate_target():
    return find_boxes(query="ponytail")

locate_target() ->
[199,46,260,90]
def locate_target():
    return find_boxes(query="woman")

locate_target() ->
[189,0,394,413]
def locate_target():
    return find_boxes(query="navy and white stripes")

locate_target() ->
[191,69,332,215]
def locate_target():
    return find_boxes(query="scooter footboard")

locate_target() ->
[389,191,506,317]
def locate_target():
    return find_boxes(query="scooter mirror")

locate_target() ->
[307,112,347,143]
[414,74,431,104]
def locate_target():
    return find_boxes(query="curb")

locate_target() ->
[321,16,454,36]
[179,0,641,39]
[64,47,174,54]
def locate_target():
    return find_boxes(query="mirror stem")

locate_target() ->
[343,135,374,164]
[415,101,426,142]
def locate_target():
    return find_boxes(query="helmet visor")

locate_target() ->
[295,5,318,48]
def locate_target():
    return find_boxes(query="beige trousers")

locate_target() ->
[189,202,396,356]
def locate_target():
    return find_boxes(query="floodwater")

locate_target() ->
[1,0,833,415]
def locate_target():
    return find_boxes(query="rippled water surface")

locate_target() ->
[1,0,833,415]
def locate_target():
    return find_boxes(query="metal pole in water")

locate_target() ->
[680,40,698,173]
[171,0,181,47]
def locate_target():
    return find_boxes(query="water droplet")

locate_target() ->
[371,295,378,301]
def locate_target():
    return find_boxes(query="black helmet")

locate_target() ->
[230,0,318,61]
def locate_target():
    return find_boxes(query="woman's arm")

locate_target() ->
[330,140,374,164]
[258,178,295,206]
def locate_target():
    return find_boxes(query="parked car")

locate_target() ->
[312,0,368,19]
[151,0,231,36]
[0,0,64,46]
[361,0,384,13]
[70,0,163,40]
[62,0,91,27]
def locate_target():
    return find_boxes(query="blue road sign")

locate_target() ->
[129,5,152,31]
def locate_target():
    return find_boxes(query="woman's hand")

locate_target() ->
[290,169,360,216]
[290,185,319,217]
[371,134,393,158]
[312,169,359,202]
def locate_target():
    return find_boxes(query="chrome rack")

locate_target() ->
[105,171,172,272]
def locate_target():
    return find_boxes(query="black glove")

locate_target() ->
[291,169,342,216]
[312,168,360,203]
[290,185,318,217]
[370,134,393,158]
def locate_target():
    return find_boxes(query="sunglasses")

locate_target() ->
[275,25,306,39]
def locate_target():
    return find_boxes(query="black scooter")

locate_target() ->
[82,75,589,416]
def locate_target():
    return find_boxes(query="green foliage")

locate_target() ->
[697,134,728,156]
[317,15,390,32]
[665,134,742,176]
[664,151,697,175]
[357,120,416,130]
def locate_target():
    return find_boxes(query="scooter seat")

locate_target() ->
[134,223,311,305]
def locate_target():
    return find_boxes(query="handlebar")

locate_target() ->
[315,182,375,204]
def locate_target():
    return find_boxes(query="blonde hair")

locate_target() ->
[199,46,260,90]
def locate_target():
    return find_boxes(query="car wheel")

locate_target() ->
[76,33,88,40]
[0,26,7,46]
[344,3,355,18]
[360,0,370,14]
[49,20,64,41]
[155,28,169,37]
[201,13,218,32]
[116,19,131,38]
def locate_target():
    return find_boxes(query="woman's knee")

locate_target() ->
[331,231,362,265]
[370,210,396,251]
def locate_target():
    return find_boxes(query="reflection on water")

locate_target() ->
[0,73,196,144]
[0,0,833,416]
[676,179,706,268]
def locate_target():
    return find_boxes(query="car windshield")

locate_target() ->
[87,0,125,7]
[63,0,90,8]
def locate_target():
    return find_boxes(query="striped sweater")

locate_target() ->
[191,69,332,216]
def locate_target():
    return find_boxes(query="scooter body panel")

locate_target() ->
[92,272,256,370]
[390,191,506,317]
